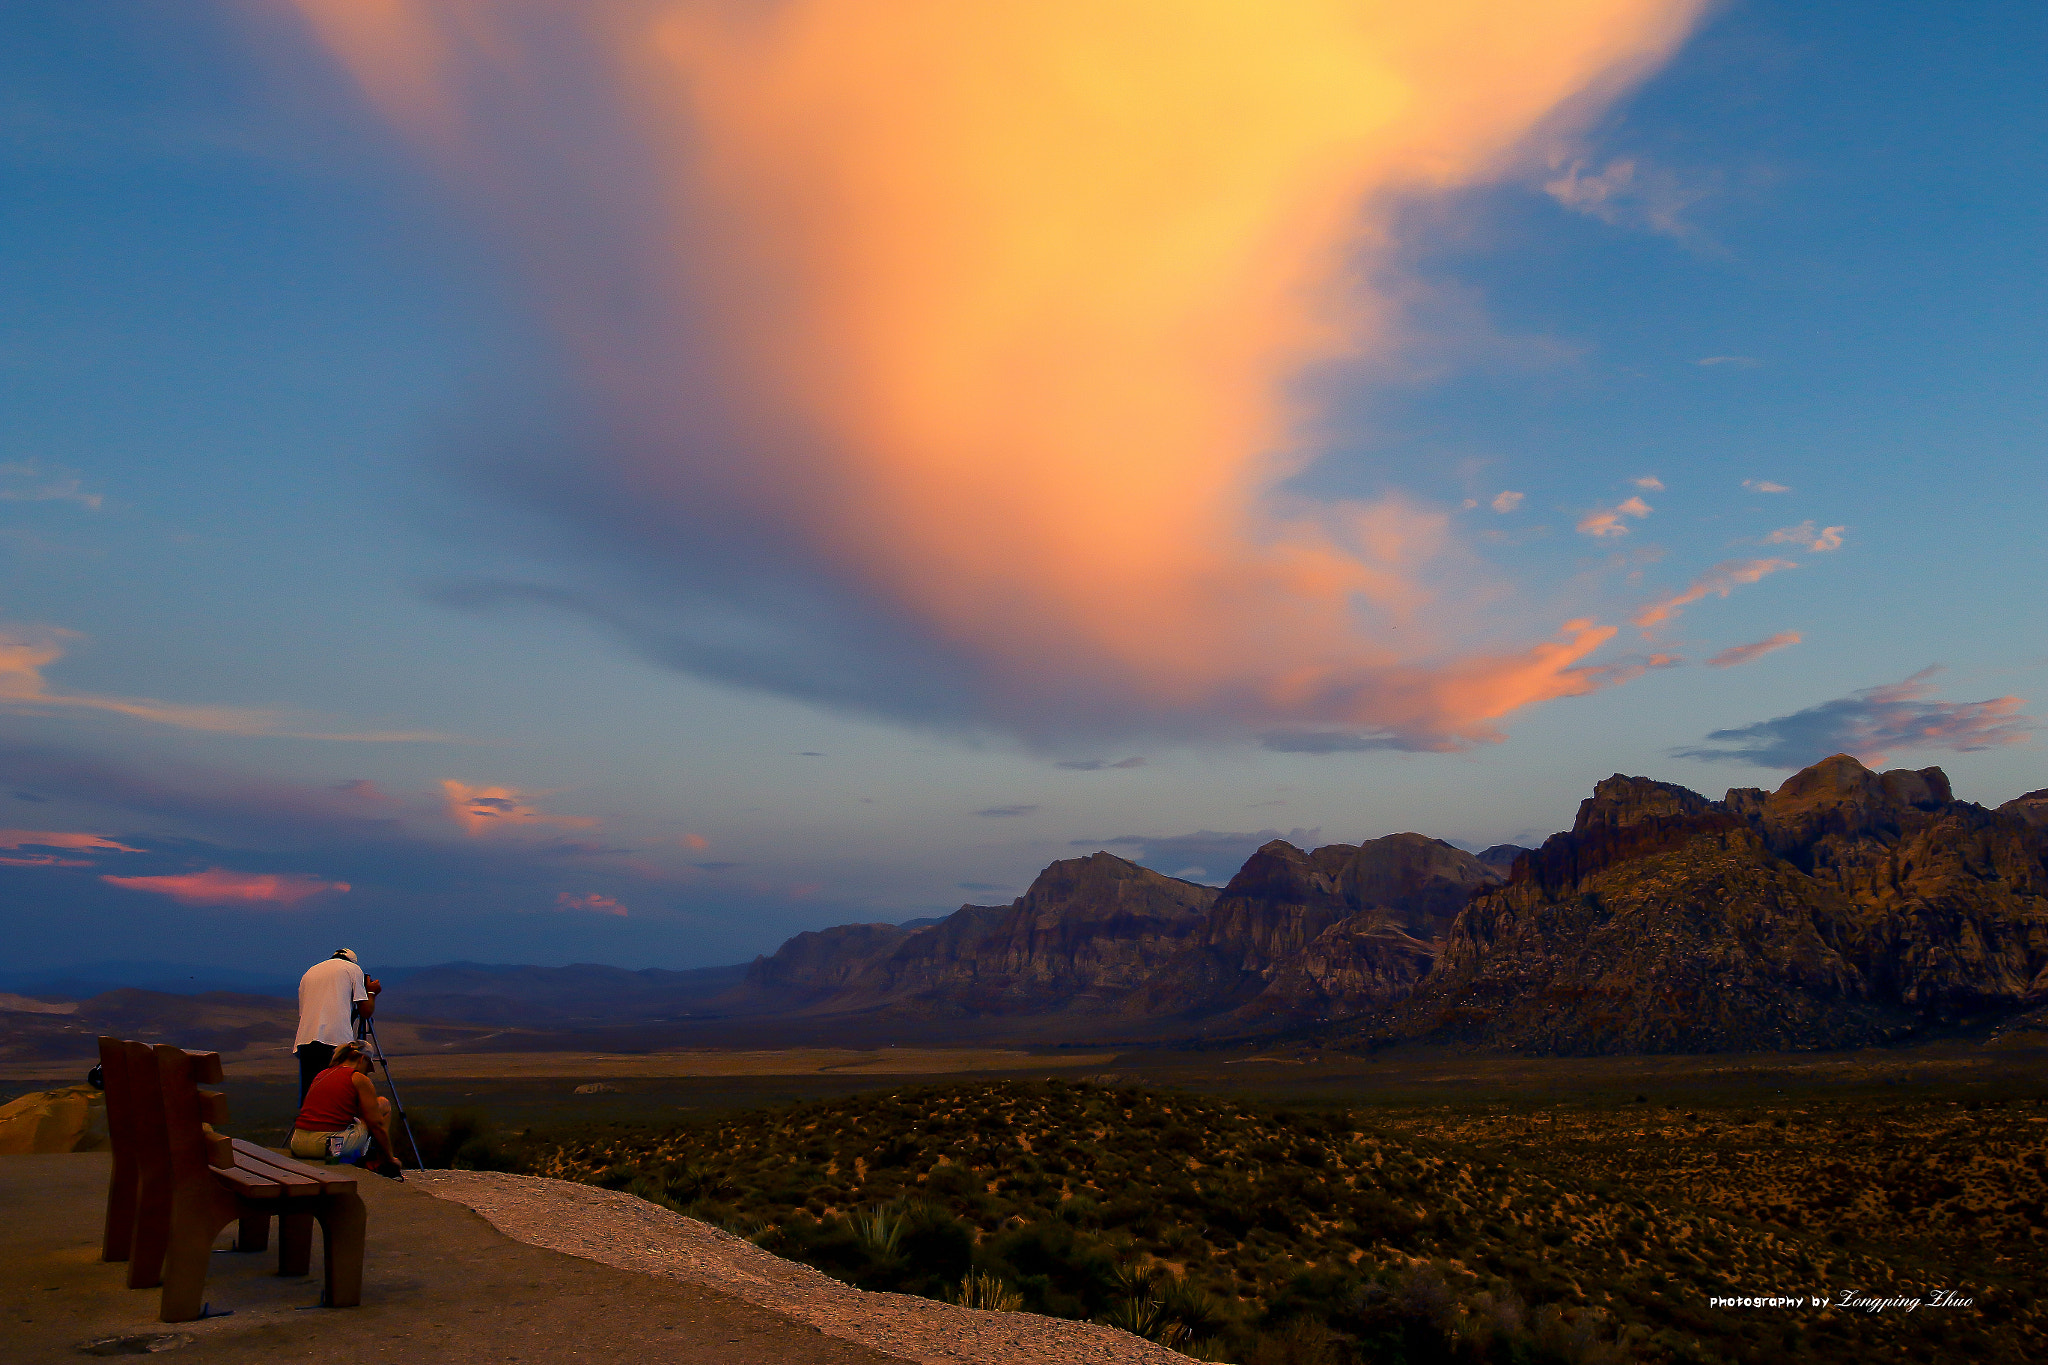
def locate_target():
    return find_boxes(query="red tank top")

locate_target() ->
[296,1064,364,1130]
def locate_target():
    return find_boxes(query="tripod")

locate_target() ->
[357,1013,426,1170]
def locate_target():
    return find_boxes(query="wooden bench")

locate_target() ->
[96,1035,366,1322]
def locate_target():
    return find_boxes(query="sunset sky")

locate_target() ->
[3,2,2041,978]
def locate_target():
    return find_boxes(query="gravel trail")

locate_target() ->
[411,1169,1196,1365]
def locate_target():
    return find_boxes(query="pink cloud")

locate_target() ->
[1631,475,1665,491]
[1576,496,1653,538]
[680,832,710,850]
[0,829,144,853]
[556,891,627,916]
[1490,491,1524,513]
[441,780,598,836]
[1,854,92,867]
[1707,631,1801,668]
[1634,557,1796,629]
[100,868,351,908]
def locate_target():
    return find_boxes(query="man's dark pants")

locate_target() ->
[296,1041,336,1104]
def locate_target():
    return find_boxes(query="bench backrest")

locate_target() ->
[152,1043,229,1185]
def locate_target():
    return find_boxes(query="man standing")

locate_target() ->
[293,949,381,1103]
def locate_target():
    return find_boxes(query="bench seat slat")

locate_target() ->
[212,1165,285,1199]
[230,1138,360,1194]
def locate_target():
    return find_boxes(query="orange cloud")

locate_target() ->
[0,623,453,742]
[680,832,710,850]
[1707,631,1802,669]
[99,868,351,908]
[1576,496,1653,538]
[288,0,1706,749]
[555,891,628,916]
[0,829,145,853]
[441,780,598,836]
[1635,558,1797,630]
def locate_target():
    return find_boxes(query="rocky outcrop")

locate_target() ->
[1139,834,1498,1023]
[1998,788,2048,830]
[744,853,1218,1017]
[744,837,1498,1025]
[1387,754,2048,1053]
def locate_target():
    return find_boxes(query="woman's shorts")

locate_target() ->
[289,1119,373,1164]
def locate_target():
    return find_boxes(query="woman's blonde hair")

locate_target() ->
[331,1042,369,1068]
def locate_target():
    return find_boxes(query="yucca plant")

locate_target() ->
[853,1204,905,1257]
[1098,1295,1192,1348]
[951,1270,1024,1311]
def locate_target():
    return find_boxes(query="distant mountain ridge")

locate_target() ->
[734,754,2048,1054]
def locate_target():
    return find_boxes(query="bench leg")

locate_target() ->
[159,1195,233,1323]
[102,1151,138,1263]
[236,1212,270,1253]
[126,1170,172,1289]
[277,1212,314,1277]
[317,1191,366,1309]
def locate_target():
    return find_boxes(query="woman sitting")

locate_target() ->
[290,1040,402,1176]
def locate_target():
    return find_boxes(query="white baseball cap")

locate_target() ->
[332,948,359,965]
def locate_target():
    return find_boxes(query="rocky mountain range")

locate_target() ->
[738,755,2048,1053]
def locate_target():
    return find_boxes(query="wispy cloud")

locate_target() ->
[1490,491,1524,514]
[440,781,597,836]
[100,868,351,908]
[1543,156,1709,240]
[1674,668,2032,768]
[555,890,627,916]
[680,832,710,850]
[1631,475,1665,492]
[0,623,454,742]
[0,462,102,511]
[1576,496,1654,539]
[1763,521,1844,552]
[1260,731,1408,754]
[973,804,1040,818]
[1055,756,1146,771]
[0,829,144,853]
[1698,356,1759,369]
[1635,558,1796,629]
[290,0,1707,752]
[1706,631,1801,669]
[1742,478,1790,493]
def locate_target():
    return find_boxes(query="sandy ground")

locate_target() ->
[1,1151,915,1364]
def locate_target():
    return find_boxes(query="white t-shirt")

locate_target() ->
[295,957,368,1049]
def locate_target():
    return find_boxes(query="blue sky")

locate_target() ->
[2,2,2041,976]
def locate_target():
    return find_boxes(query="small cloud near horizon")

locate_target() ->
[1707,631,1802,669]
[0,829,145,854]
[1742,478,1791,493]
[1698,356,1760,368]
[100,868,351,908]
[555,890,627,916]
[1490,491,1524,513]
[974,804,1040,818]
[441,780,597,836]
[1631,475,1665,491]
[1673,668,2032,768]
[1055,756,1146,771]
